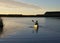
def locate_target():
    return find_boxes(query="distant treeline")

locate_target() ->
[0,11,60,17]
[44,11,60,17]
[0,14,44,17]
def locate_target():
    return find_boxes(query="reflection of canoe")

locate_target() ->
[34,24,39,33]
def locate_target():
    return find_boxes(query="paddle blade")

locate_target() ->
[32,20,34,22]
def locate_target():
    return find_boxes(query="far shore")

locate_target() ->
[0,11,60,17]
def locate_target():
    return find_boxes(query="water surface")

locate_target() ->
[0,17,60,43]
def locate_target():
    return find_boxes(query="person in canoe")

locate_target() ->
[32,20,39,33]
[32,20,39,28]
[34,20,39,29]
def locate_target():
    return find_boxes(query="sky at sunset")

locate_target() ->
[0,0,60,15]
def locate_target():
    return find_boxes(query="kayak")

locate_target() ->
[34,24,38,30]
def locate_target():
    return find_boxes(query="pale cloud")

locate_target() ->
[0,0,41,9]
[0,0,45,15]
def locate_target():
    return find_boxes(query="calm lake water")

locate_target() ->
[0,17,60,43]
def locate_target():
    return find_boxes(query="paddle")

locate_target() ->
[32,20,34,22]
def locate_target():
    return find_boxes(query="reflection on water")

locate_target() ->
[0,27,3,38]
[33,20,39,33]
[33,25,39,33]
[1,17,45,38]
[0,17,60,43]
